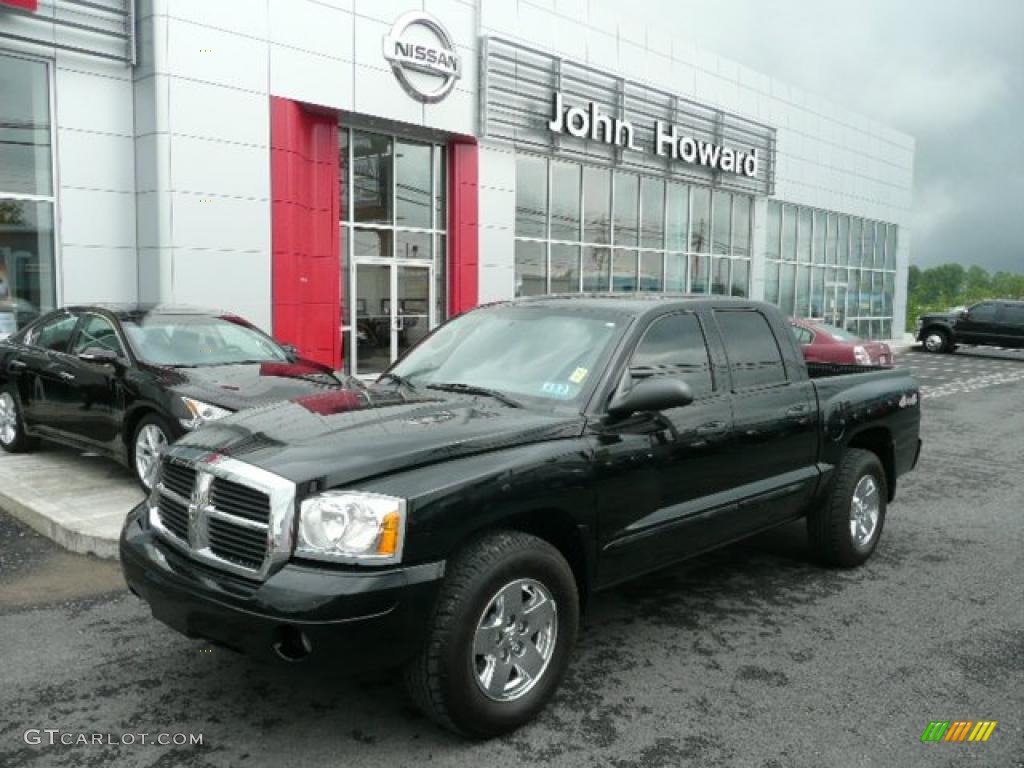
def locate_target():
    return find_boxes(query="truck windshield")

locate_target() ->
[388,306,625,407]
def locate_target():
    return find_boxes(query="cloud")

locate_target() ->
[594,0,1023,273]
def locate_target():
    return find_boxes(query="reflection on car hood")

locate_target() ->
[149,359,358,411]
[174,388,584,487]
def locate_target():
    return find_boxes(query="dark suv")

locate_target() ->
[917,300,1024,353]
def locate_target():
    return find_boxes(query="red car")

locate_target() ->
[789,318,892,366]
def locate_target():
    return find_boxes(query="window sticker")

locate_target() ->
[541,381,572,398]
[569,367,589,384]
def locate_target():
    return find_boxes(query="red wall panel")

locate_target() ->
[270,97,341,369]
[448,139,479,315]
[0,0,39,11]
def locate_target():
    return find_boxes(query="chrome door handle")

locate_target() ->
[785,404,809,417]
[9,359,27,370]
[58,371,76,382]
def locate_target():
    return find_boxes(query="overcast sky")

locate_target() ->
[610,0,1024,273]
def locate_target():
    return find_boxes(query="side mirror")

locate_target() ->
[79,347,120,365]
[959,309,969,320]
[607,377,694,419]
[281,343,299,361]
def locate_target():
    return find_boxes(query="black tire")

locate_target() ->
[808,448,888,568]
[0,388,38,453]
[404,531,579,738]
[921,328,951,354]
[130,413,173,491]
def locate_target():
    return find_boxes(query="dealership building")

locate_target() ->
[0,0,914,374]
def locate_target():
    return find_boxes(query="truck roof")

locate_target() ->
[492,293,761,316]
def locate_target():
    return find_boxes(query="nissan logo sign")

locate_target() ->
[382,12,462,104]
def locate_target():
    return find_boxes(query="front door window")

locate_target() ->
[342,129,445,376]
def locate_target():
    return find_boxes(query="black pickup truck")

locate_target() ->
[917,299,1024,353]
[121,296,921,737]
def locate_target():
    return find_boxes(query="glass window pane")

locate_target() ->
[732,196,751,258]
[837,215,850,266]
[764,260,780,304]
[825,213,837,265]
[434,145,446,230]
[766,201,781,260]
[395,139,432,228]
[731,259,749,297]
[781,204,797,261]
[666,253,687,292]
[883,271,894,317]
[712,190,730,255]
[396,230,431,260]
[612,249,637,291]
[885,224,897,270]
[582,246,610,291]
[812,210,825,264]
[796,265,811,316]
[0,199,55,328]
[613,173,639,246]
[859,270,871,316]
[667,183,689,251]
[690,253,709,293]
[435,234,447,322]
[550,244,580,293]
[690,187,711,253]
[352,227,392,258]
[583,166,611,244]
[850,218,864,266]
[0,54,52,197]
[515,155,548,238]
[355,264,391,375]
[514,240,546,296]
[339,128,349,222]
[550,161,581,242]
[872,271,883,316]
[811,267,825,318]
[846,269,859,323]
[797,208,812,262]
[352,132,393,224]
[638,251,663,292]
[711,257,730,295]
[779,262,796,315]
[640,177,665,250]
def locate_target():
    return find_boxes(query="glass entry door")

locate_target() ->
[354,261,433,377]
[825,281,847,328]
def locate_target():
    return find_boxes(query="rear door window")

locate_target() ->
[998,304,1024,326]
[966,303,998,322]
[630,313,713,396]
[714,310,787,389]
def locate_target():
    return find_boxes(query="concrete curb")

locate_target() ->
[0,486,121,560]
[0,448,142,561]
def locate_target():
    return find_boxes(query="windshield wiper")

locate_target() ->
[425,382,523,408]
[378,372,418,391]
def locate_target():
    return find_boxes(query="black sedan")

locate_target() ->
[0,305,360,489]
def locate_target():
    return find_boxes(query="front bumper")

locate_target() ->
[120,504,444,670]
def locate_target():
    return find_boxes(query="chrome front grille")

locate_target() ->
[150,449,296,580]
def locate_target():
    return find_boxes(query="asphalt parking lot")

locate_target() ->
[1,346,1022,768]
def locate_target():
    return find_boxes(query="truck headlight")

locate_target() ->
[296,491,406,564]
[180,397,232,430]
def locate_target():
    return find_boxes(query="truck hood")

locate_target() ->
[172,388,584,487]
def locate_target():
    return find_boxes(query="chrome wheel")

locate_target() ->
[473,578,558,702]
[0,392,17,446]
[924,333,945,352]
[850,475,881,550]
[134,424,168,489]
